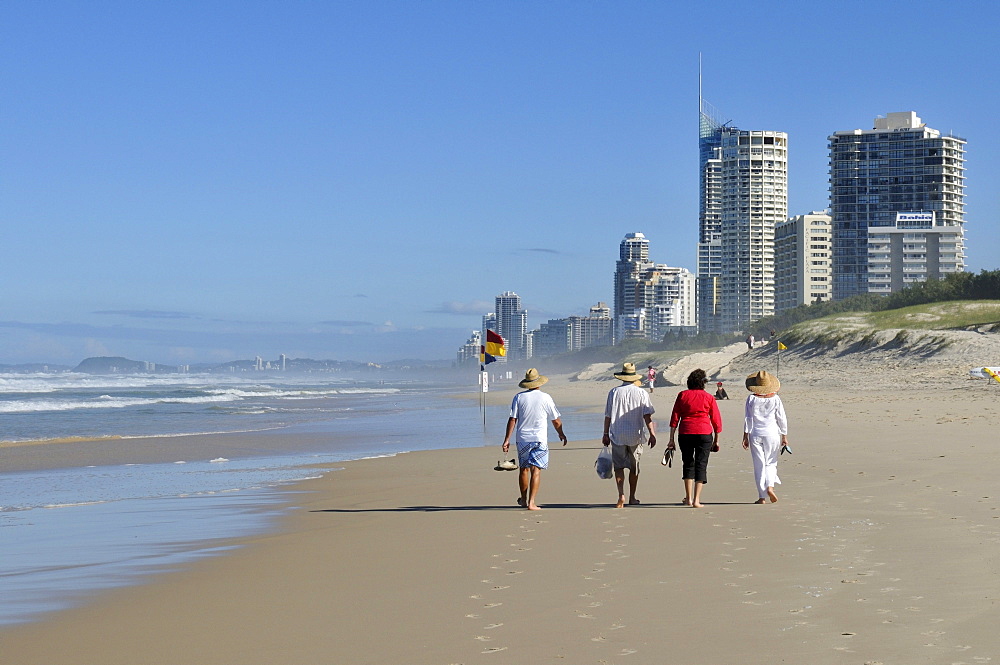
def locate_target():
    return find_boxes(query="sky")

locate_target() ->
[2,1,999,366]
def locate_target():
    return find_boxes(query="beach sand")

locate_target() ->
[4,359,1000,664]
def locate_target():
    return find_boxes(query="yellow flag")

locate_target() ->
[777,341,787,350]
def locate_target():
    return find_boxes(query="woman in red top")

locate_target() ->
[667,368,723,508]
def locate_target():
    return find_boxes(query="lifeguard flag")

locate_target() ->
[777,341,787,350]
[479,345,497,366]
[485,330,506,357]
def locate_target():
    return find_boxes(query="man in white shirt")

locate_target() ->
[502,368,567,511]
[603,363,656,508]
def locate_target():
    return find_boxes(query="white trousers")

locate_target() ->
[749,433,782,498]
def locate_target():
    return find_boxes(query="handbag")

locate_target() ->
[595,446,614,479]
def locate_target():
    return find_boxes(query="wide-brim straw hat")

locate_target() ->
[745,370,780,395]
[519,368,549,389]
[613,362,642,384]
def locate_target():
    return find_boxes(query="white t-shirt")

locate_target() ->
[509,389,561,446]
[604,383,655,447]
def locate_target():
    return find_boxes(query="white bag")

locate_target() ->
[595,446,614,479]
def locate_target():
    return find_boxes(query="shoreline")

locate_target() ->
[3,366,1000,662]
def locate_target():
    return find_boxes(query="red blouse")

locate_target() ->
[669,389,723,435]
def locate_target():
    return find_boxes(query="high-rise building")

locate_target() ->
[532,319,573,357]
[613,231,696,342]
[613,233,650,342]
[634,265,697,339]
[697,96,735,334]
[495,291,528,359]
[775,212,833,312]
[698,93,787,333]
[829,112,966,299]
[456,330,482,366]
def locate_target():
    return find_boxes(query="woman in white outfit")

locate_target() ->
[741,370,788,504]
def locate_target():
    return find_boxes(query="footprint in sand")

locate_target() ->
[577,613,595,619]
[483,623,503,630]
[619,648,637,655]
[481,646,507,654]
[483,602,502,608]
[491,585,509,591]
[466,614,480,619]
[474,635,492,641]
[591,635,606,642]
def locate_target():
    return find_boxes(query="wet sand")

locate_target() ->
[3,371,1000,664]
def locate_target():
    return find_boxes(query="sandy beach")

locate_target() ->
[4,344,1000,664]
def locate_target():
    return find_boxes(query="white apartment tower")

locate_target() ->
[698,92,787,332]
[495,291,528,360]
[774,212,833,312]
[717,129,788,332]
[613,233,650,342]
[829,112,966,298]
[613,233,696,342]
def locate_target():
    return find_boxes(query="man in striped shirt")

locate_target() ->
[602,363,657,508]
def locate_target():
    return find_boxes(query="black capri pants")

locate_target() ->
[678,433,714,484]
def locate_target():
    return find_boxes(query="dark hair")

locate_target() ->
[686,368,708,390]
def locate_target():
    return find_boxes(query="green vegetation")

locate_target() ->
[747,269,1000,340]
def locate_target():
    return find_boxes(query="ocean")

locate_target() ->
[0,370,598,626]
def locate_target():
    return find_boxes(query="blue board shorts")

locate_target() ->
[516,441,549,469]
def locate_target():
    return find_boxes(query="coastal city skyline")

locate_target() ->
[3,2,998,364]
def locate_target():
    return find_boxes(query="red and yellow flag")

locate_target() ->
[485,330,506,357]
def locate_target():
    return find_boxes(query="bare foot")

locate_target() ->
[527,503,542,511]
[680,498,690,506]
[516,497,526,507]
[692,502,703,508]
[754,498,766,504]
[767,489,778,503]
[615,497,625,508]
[628,498,641,505]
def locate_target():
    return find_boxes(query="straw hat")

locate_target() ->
[519,368,549,389]
[613,362,642,384]
[745,370,780,395]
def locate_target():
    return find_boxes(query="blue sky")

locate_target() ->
[2,1,998,365]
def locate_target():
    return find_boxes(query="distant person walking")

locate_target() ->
[667,369,722,508]
[741,370,789,504]
[602,363,656,508]
[746,334,755,350]
[501,368,567,511]
[646,365,657,393]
